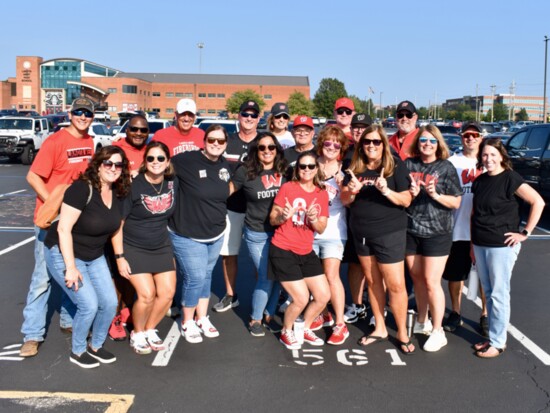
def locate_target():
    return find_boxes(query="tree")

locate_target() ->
[225,89,266,115]
[515,108,529,121]
[287,91,314,116]
[312,78,347,118]
[492,103,509,121]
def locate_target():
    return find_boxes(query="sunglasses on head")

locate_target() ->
[129,126,149,133]
[419,136,438,144]
[298,163,316,170]
[102,160,124,169]
[240,112,259,119]
[462,132,481,139]
[323,141,342,149]
[336,108,353,116]
[274,114,289,120]
[397,112,413,119]
[258,144,276,152]
[146,155,166,163]
[71,109,93,118]
[362,139,382,147]
[206,137,226,145]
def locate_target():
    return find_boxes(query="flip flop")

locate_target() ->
[398,339,416,355]
[476,345,505,359]
[357,334,388,347]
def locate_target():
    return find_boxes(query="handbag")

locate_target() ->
[35,182,93,229]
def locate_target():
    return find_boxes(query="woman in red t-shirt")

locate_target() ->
[268,151,330,350]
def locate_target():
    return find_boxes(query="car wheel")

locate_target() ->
[21,145,35,165]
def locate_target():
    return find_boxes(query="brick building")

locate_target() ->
[0,56,310,119]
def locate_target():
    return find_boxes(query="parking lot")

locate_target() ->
[1,160,550,412]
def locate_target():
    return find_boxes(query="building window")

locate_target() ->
[264,94,272,100]
[108,106,117,112]
[166,92,174,98]
[151,108,160,113]
[208,109,216,114]
[198,109,206,114]
[107,88,117,93]
[183,93,193,98]
[152,92,160,97]
[166,108,174,114]
[84,62,107,76]
[11,83,16,96]
[208,93,216,98]
[217,93,225,98]
[175,92,184,97]
[122,85,137,94]
[198,93,206,98]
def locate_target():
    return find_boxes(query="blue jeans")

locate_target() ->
[244,227,281,320]
[170,231,224,308]
[21,226,75,342]
[474,243,521,349]
[45,245,117,354]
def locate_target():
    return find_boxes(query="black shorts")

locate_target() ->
[406,232,452,257]
[268,244,324,282]
[342,236,360,264]
[124,242,175,274]
[442,241,472,281]
[353,229,406,264]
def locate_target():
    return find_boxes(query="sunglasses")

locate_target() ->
[397,112,413,119]
[146,155,166,163]
[298,163,316,170]
[336,108,353,116]
[362,139,383,147]
[293,128,311,135]
[129,126,149,133]
[258,144,276,152]
[240,112,259,119]
[206,137,227,145]
[462,132,481,139]
[102,160,124,169]
[71,109,93,118]
[274,114,289,120]
[323,141,342,149]
[419,137,438,144]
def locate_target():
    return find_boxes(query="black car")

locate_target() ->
[0,109,18,117]
[18,110,41,117]
[442,133,462,154]
[437,125,460,134]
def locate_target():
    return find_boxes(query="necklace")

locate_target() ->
[146,176,164,195]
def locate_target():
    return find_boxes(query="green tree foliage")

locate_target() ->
[287,91,314,116]
[416,107,429,120]
[312,78,348,118]
[226,89,266,115]
[492,103,509,121]
[515,108,529,121]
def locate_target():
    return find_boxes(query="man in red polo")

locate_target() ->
[152,98,204,156]
[388,100,419,160]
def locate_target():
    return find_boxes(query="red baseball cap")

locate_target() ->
[334,97,355,111]
[293,115,314,129]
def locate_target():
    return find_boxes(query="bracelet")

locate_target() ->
[114,253,125,259]
[381,189,391,197]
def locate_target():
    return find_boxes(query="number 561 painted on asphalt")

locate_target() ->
[291,349,406,366]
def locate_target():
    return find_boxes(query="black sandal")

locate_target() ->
[357,334,388,347]
[398,339,416,355]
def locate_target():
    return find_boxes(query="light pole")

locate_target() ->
[197,42,205,73]
[379,92,383,120]
[543,36,548,123]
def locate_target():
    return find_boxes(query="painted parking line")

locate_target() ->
[463,286,550,366]
[0,236,34,256]
[152,320,181,367]
[0,391,134,413]
[0,189,26,198]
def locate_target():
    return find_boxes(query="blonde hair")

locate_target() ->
[349,124,395,178]
[409,125,450,160]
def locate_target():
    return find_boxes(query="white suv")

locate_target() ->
[94,111,111,122]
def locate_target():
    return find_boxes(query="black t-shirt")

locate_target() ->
[405,157,462,237]
[170,150,231,240]
[472,169,524,247]
[45,180,124,261]
[122,173,177,249]
[224,132,259,213]
[345,157,410,238]
[233,166,287,233]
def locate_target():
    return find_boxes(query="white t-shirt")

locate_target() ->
[448,152,483,241]
[315,176,347,241]
[274,130,295,150]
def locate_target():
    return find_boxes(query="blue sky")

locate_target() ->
[1,0,549,108]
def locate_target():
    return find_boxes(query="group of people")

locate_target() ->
[18,95,544,369]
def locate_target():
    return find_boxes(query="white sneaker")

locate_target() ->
[181,320,203,343]
[130,331,152,355]
[369,307,388,327]
[196,316,220,338]
[423,327,447,352]
[145,329,165,351]
[413,319,433,335]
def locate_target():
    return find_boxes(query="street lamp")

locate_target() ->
[380,92,383,120]
[543,36,548,123]
[197,42,205,73]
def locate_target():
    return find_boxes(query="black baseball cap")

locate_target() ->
[239,101,260,113]
[351,113,373,127]
[396,100,417,115]
[461,121,483,133]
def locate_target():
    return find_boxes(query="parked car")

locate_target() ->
[94,111,111,122]
[515,121,535,129]
[383,117,396,128]
[485,131,513,146]
[0,109,18,117]
[18,110,41,117]
[505,124,550,198]
[0,116,53,164]
[437,125,460,134]
[442,133,463,154]
[196,119,240,135]
[45,113,70,129]
[479,122,500,136]
[56,122,113,151]
[116,118,172,143]
[146,111,160,120]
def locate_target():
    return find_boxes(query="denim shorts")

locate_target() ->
[313,238,345,260]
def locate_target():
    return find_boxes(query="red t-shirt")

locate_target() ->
[30,128,93,220]
[271,181,329,255]
[152,126,204,157]
[113,138,146,172]
[389,128,418,161]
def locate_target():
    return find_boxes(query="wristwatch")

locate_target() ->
[521,229,530,237]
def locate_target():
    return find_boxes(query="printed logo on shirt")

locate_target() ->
[461,168,483,185]
[291,197,321,227]
[219,168,230,182]
[325,183,340,206]
[410,171,439,187]
[173,143,200,155]
[199,170,207,178]
[261,174,283,190]
[66,147,93,164]
[141,190,174,214]
[359,176,377,186]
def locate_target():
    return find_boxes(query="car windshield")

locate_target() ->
[444,136,461,146]
[0,119,33,130]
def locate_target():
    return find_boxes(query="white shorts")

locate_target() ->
[220,210,245,256]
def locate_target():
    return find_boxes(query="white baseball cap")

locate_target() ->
[176,98,197,115]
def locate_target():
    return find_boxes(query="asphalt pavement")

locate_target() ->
[0,160,549,413]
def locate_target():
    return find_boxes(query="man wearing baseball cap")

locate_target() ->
[388,100,419,160]
[333,97,356,143]
[152,98,204,157]
[284,115,315,168]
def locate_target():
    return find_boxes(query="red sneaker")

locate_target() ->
[327,323,349,345]
[303,328,324,346]
[309,314,324,331]
[279,329,301,350]
[120,307,131,325]
[323,312,334,327]
[108,315,127,341]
